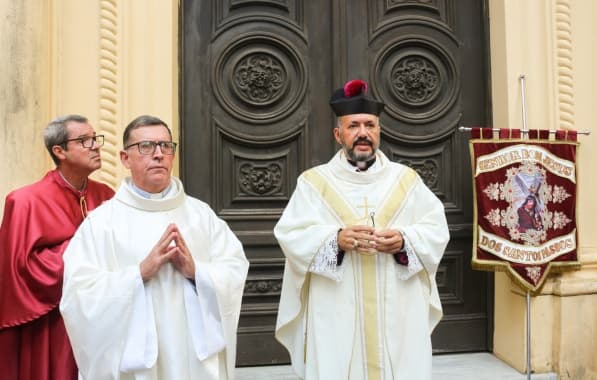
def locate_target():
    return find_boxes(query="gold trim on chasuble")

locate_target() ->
[302,167,418,379]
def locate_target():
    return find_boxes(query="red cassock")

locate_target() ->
[0,170,114,380]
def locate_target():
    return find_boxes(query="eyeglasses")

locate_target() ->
[62,135,105,148]
[124,140,177,155]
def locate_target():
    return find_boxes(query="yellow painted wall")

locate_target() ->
[52,0,180,189]
[0,1,52,205]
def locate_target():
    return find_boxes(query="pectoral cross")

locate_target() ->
[356,197,376,227]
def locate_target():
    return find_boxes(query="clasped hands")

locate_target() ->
[338,225,404,255]
[140,223,196,281]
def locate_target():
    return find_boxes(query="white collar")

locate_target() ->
[130,180,175,199]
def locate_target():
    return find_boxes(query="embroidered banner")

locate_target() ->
[470,128,580,292]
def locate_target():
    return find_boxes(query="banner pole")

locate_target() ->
[526,290,531,380]
[460,72,590,135]
[520,74,532,380]
[520,75,528,136]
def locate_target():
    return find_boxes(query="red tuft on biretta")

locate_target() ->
[344,80,368,98]
[330,79,384,117]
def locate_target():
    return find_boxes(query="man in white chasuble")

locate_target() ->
[60,115,248,380]
[274,80,450,380]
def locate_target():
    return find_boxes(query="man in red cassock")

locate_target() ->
[0,115,114,380]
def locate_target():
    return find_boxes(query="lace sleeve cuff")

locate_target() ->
[308,232,344,282]
[394,234,424,280]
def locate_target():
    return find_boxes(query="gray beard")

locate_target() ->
[346,147,376,163]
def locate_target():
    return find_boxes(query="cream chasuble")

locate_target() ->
[60,177,249,380]
[274,151,449,380]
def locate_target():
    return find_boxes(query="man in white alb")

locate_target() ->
[60,115,249,379]
[274,80,450,379]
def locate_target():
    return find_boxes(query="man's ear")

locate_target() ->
[52,145,67,162]
[120,150,131,169]
[333,127,342,145]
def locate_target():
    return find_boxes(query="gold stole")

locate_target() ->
[303,167,418,379]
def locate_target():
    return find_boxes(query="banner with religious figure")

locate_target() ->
[469,128,580,293]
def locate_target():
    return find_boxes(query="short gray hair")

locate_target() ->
[44,114,88,165]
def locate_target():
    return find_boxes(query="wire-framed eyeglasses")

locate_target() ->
[62,135,105,148]
[125,140,177,155]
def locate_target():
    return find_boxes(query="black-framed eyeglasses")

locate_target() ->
[61,135,105,148]
[124,140,177,155]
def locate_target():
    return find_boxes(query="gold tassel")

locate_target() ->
[79,196,88,219]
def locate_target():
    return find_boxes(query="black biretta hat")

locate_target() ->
[329,79,384,116]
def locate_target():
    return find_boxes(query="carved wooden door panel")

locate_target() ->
[182,0,336,365]
[182,0,491,366]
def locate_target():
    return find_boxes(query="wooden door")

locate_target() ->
[182,0,492,366]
